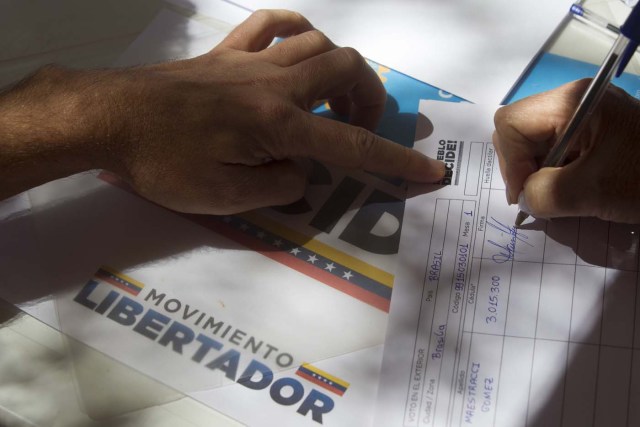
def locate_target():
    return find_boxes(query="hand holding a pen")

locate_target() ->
[493,79,640,223]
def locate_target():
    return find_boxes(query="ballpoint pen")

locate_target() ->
[514,2,640,227]
[570,4,620,35]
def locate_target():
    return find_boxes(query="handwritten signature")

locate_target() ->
[487,217,532,263]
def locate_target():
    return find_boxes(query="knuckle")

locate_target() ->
[288,10,308,24]
[252,9,307,26]
[493,105,509,129]
[259,101,297,125]
[336,46,366,71]
[256,101,300,156]
[251,9,274,23]
[351,127,377,166]
[495,105,521,133]
[303,29,332,48]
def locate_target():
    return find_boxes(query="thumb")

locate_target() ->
[517,163,593,219]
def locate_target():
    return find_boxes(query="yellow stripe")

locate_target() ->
[239,212,394,288]
[100,266,145,289]
[302,363,350,389]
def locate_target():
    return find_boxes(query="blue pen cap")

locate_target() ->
[622,2,640,40]
[570,4,584,16]
[616,2,640,76]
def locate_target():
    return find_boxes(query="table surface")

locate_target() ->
[0,1,634,426]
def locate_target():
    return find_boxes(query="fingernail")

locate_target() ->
[505,187,512,205]
[517,191,532,215]
[427,157,446,181]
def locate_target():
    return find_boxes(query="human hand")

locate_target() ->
[493,79,640,223]
[79,9,444,214]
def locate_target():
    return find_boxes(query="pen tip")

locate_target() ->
[514,211,529,228]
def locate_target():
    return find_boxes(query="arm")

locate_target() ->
[0,10,444,214]
[0,66,111,200]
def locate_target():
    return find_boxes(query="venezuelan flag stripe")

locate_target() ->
[95,267,144,296]
[187,214,391,312]
[261,247,391,312]
[295,364,349,396]
[239,211,394,288]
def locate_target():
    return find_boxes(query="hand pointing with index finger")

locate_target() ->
[0,9,445,213]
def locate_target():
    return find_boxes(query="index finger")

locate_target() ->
[283,114,445,182]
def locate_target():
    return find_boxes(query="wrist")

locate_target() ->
[0,65,123,198]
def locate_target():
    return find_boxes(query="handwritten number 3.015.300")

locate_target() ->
[485,275,500,324]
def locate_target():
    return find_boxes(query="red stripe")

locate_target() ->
[187,215,390,313]
[295,370,345,396]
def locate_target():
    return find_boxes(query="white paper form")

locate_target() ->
[0,8,420,427]
[375,101,640,427]
[169,0,574,104]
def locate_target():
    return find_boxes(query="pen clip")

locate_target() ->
[616,2,640,76]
